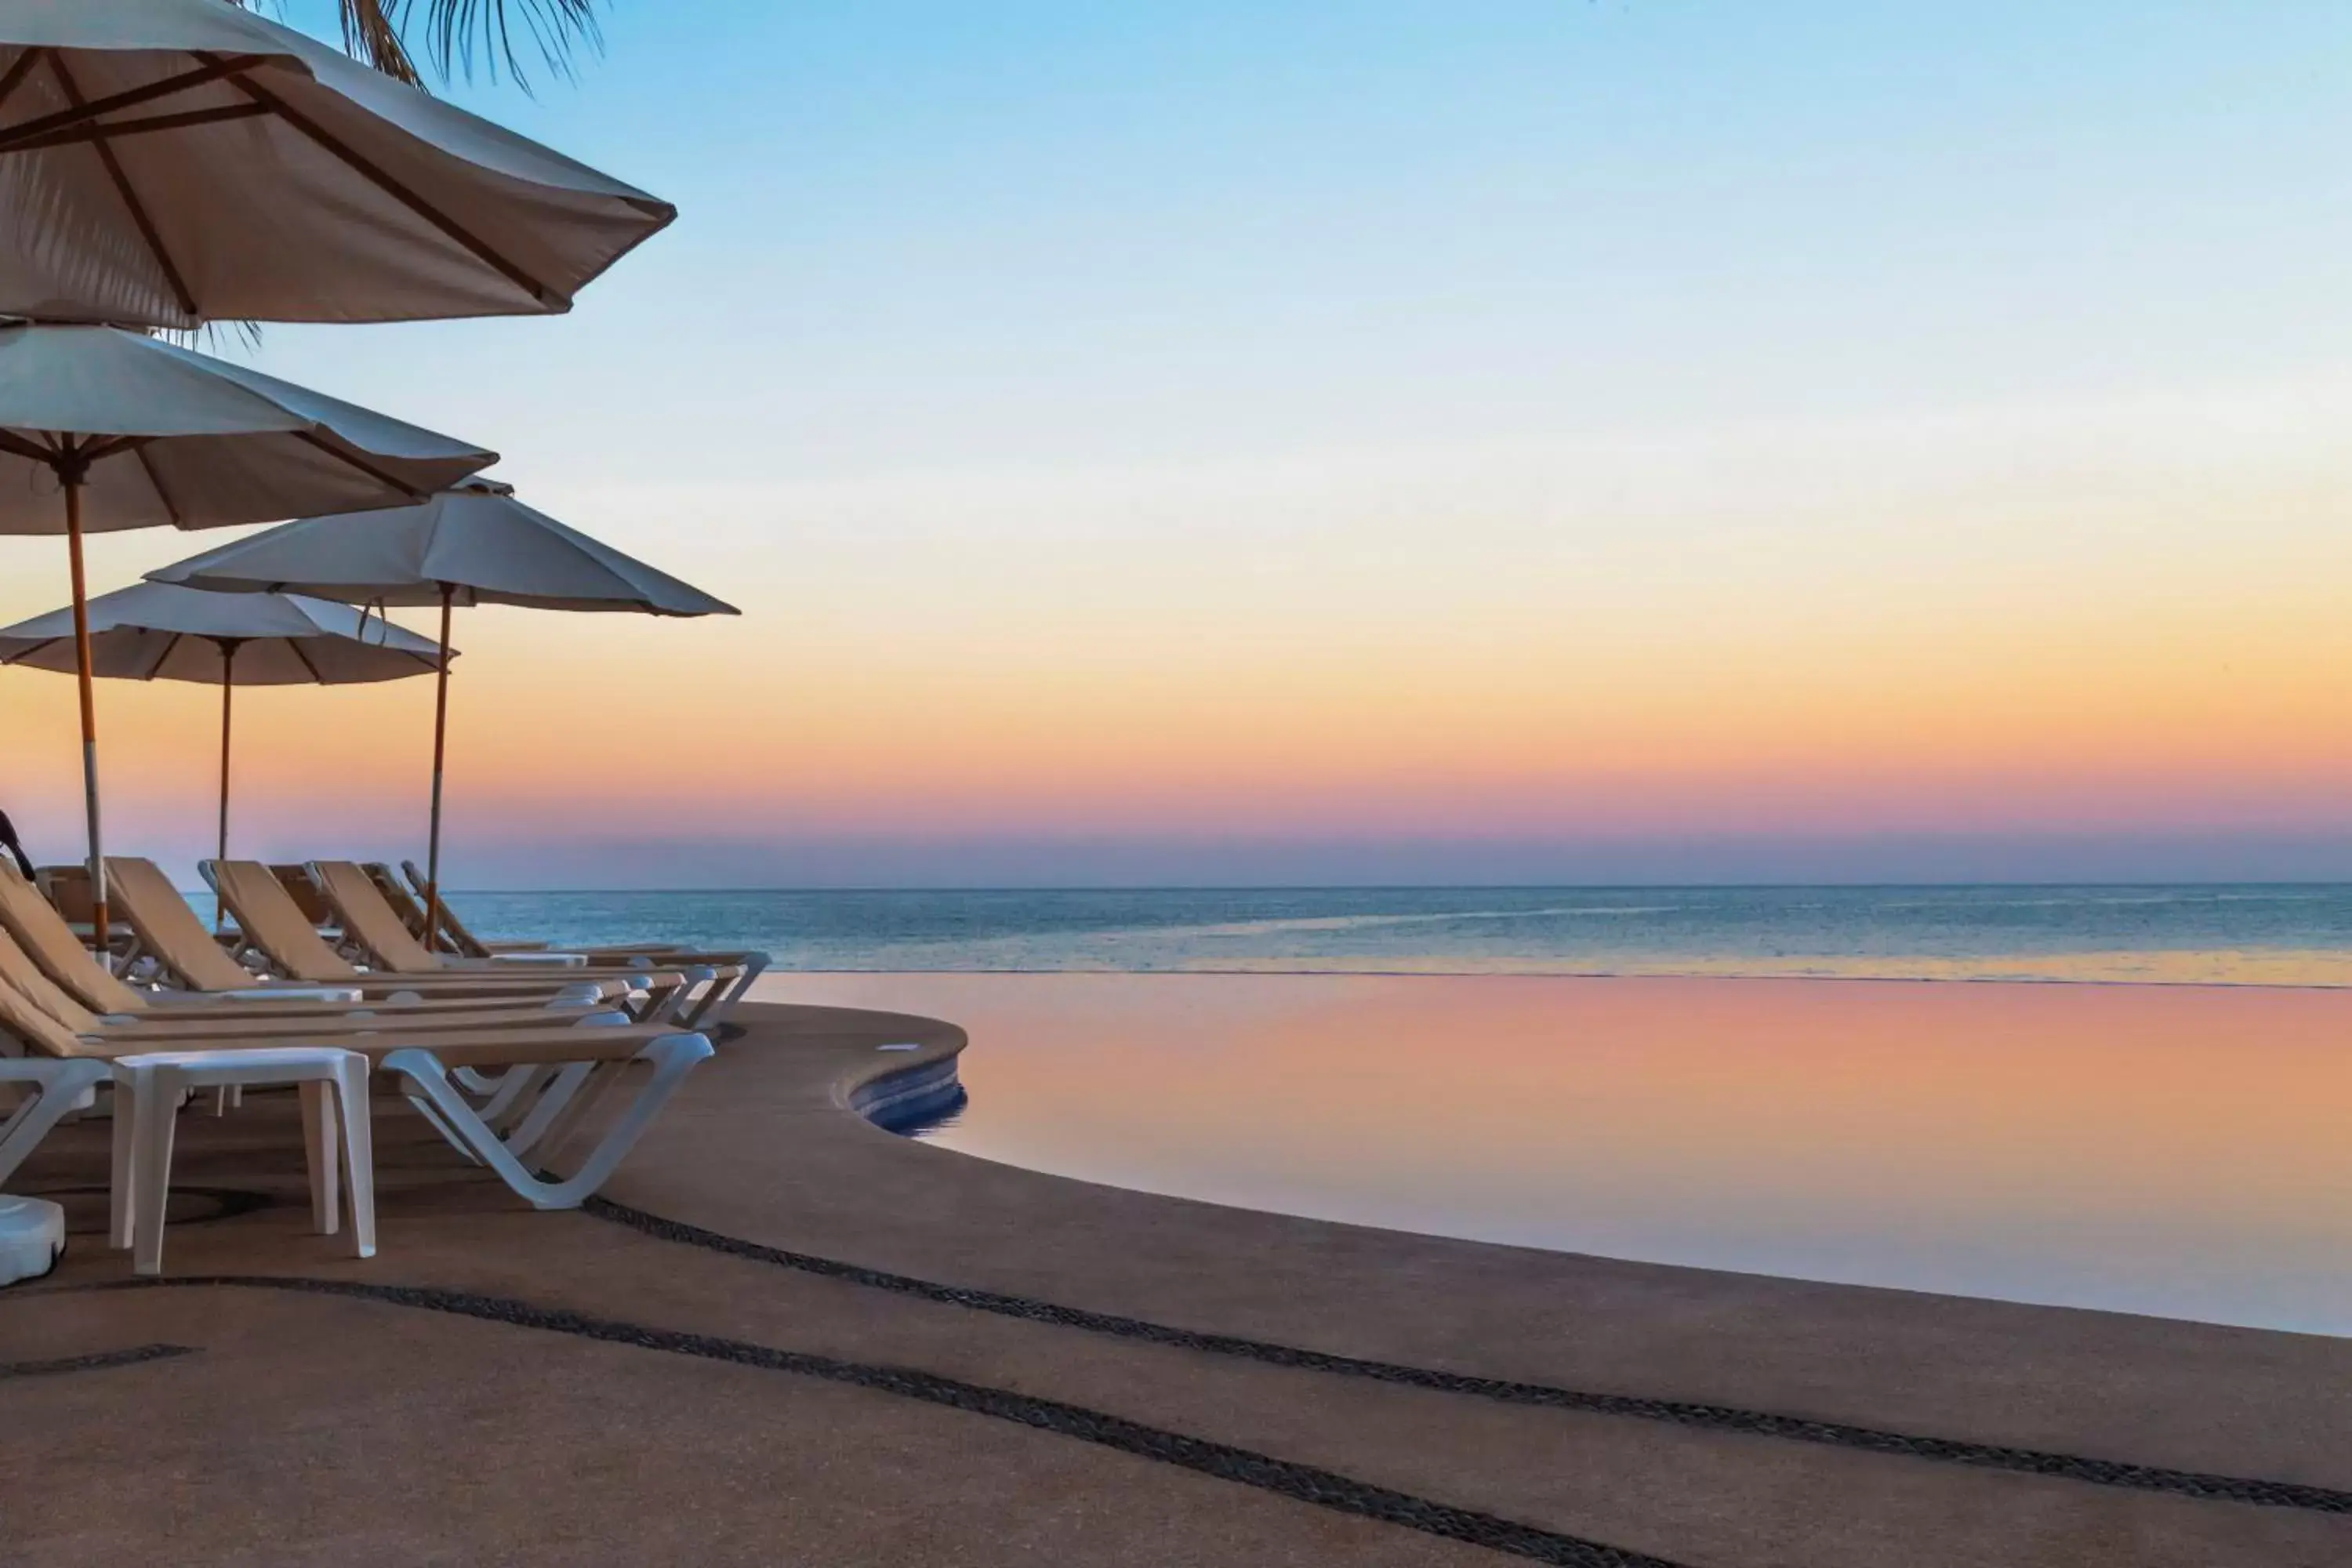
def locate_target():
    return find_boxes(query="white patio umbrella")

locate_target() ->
[0,0,673,328]
[0,583,450,913]
[0,319,495,946]
[149,478,735,938]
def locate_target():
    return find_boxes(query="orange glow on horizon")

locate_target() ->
[6,393,2352,869]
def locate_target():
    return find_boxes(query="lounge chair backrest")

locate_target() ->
[402,859,489,957]
[363,863,431,938]
[366,863,468,955]
[0,967,96,1058]
[36,864,95,924]
[0,862,147,1014]
[106,858,262,993]
[203,861,365,983]
[0,924,103,1034]
[270,865,337,927]
[310,862,443,975]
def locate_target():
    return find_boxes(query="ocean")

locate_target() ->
[440,884,2352,984]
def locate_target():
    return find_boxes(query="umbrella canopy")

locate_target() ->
[0,580,445,683]
[0,0,674,328]
[151,477,735,937]
[0,582,449,892]
[0,319,493,951]
[0,322,495,531]
[145,478,740,614]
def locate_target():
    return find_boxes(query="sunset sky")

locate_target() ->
[4,2,2351,887]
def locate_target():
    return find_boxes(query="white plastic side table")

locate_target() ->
[110,1047,376,1277]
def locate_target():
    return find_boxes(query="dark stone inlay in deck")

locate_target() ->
[60,1275,1682,1568]
[0,1343,197,1380]
[583,1198,2352,1516]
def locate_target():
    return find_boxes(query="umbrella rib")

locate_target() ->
[131,445,183,528]
[4,103,274,157]
[291,430,427,502]
[0,633,64,666]
[288,637,326,685]
[147,630,187,682]
[0,55,270,155]
[0,429,53,465]
[201,55,560,310]
[0,49,45,119]
[44,57,198,322]
[78,434,154,465]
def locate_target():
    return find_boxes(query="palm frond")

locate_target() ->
[339,0,426,86]
[407,0,606,92]
[223,1,423,85]
[228,0,604,93]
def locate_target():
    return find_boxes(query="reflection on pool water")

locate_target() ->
[756,972,2352,1335]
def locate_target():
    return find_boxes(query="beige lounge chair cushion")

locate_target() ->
[206,860,653,995]
[206,860,368,982]
[310,860,452,975]
[107,857,276,993]
[308,862,714,986]
[0,862,151,1012]
[0,920,107,1034]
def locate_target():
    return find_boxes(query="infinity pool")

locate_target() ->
[757,971,2352,1335]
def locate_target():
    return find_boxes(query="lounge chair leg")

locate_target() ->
[399,1093,485,1166]
[473,1065,550,1127]
[532,1061,630,1169]
[0,1060,111,1191]
[680,955,768,1030]
[499,1062,595,1158]
[715,953,770,1023]
[379,1035,713,1210]
[637,981,686,1024]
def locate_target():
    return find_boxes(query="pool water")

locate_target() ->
[759,971,2352,1336]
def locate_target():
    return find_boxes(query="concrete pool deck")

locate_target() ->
[3,999,2348,1566]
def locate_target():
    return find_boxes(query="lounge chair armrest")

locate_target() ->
[0,1058,108,1084]
[485,953,591,968]
[211,986,367,1004]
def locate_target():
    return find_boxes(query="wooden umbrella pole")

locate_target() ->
[60,461,107,961]
[423,583,453,952]
[215,641,238,933]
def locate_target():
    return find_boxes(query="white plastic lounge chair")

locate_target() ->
[0,974,713,1211]
[200,860,704,1008]
[390,860,677,958]
[0,922,620,1045]
[92,858,649,1017]
[304,862,753,1029]
[390,861,769,1025]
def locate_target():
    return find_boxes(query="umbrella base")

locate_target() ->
[0,1195,65,1287]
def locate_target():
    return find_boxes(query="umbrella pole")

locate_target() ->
[423,584,453,952]
[216,644,237,934]
[60,462,107,961]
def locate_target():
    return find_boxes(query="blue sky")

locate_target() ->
[258,2,2352,473]
[13,2,2352,886]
